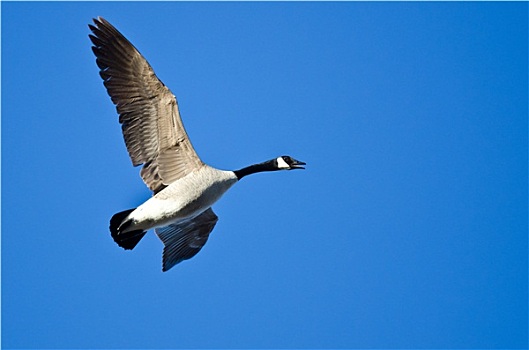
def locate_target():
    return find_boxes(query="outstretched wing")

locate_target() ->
[155,208,219,271]
[89,17,203,193]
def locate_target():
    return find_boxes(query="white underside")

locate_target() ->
[124,165,237,232]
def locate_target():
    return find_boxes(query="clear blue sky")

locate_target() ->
[2,2,527,349]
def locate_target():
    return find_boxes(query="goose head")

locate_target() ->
[276,156,306,170]
[233,155,305,180]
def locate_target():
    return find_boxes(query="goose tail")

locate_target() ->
[109,209,147,250]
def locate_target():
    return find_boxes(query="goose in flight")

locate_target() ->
[89,17,305,272]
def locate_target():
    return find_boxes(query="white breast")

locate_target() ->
[129,166,237,230]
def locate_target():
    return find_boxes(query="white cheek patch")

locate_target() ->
[276,156,290,169]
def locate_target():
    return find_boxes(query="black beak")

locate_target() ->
[291,158,306,170]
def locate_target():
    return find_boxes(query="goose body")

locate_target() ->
[89,17,305,271]
[126,166,237,232]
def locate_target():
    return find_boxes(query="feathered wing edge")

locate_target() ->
[155,208,219,271]
[89,17,204,194]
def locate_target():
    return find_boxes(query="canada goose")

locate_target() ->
[89,17,305,272]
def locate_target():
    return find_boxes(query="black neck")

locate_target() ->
[233,159,278,180]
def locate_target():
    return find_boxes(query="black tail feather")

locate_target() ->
[109,209,146,250]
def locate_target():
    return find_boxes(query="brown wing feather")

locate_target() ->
[89,17,203,193]
[155,208,219,271]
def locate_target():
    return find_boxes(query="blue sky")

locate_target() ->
[2,2,527,349]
